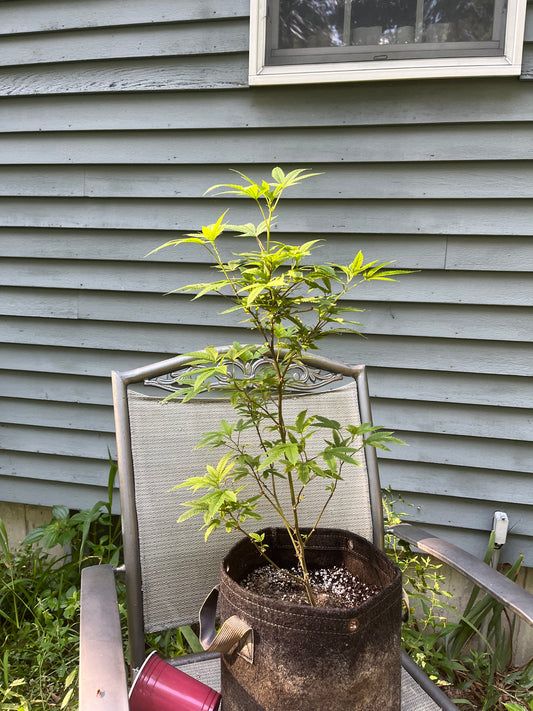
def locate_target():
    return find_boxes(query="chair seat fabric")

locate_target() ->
[127,382,374,632]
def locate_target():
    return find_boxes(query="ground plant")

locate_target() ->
[0,515,84,711]
[0,459,120,710]
[384,494,533,710]
[0,461,199,711]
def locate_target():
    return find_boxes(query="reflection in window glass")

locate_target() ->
[352,0,418,45]
[423,0,495,42]
[279,0,346,48]
[276,0,504,54]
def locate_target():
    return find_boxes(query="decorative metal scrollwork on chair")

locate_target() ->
[145,356,344,394]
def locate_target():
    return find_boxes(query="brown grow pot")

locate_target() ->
[218,528,402,711]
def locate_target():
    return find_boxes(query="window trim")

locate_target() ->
[249,0,528,85]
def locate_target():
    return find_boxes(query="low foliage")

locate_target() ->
[0,459,200,711]
[23,458,122,570]
[0,516,83,710]
[384,492,533,710]
[0,458,122,710]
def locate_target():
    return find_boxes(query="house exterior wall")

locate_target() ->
[0,0,532,564]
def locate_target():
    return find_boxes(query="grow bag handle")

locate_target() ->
[199,586,255,663]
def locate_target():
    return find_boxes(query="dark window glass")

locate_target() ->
[279,0,346,48]
[268,0,506,64]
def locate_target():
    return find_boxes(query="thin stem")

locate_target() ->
[306,481,338,544]
[266,345,317,605]
[229,519,304,586]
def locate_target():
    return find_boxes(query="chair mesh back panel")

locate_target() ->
[127,381,373,633]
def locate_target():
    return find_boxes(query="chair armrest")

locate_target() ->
[80,564,129,711]
[388,522,533,627]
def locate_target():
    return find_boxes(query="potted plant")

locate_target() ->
[151,168,407,710]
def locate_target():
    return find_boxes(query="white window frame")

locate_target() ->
[249,0,528,85]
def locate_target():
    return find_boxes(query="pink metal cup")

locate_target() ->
[129,651,221,711]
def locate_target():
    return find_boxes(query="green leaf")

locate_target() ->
[324,445,358,457]
[23,527,45,545]
[191,279,230,300]
[146,236,208,257]
[313,416,341,430]
[246,511,264,520]
[294,409,308,432]
[364,431,405,451]
[177,508,202,523]
[322,452,337,472]
[285,443,299,465]
[225,222,257,237]
[349,251,364,274]
[52,505,69,520]
[60,688,74,709]
[200,210,230,242]
[219,303,245,315]
[204,521,219,540]
[257,444,287,471]
[333,451,361,466]
[180,625,204,653]
[297,463,310,485]
[271,166,285,183]
[244,283,265,306]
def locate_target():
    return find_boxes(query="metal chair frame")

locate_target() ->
[80,347,533,711]
[113,348,386,673]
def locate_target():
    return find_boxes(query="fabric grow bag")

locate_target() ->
[214,528,402,711]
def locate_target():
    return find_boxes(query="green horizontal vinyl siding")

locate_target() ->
[0,0,249,34]
[0,0,531,564]
[3,163,533,196]
[2,84,533,130]
[2,197,533,234]
[0,20,249,66]
[1,127,533,162]
[2,290,533,336]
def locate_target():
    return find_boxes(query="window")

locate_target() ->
[249,0,527,84]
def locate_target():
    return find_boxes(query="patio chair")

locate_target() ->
[79,347,533,710]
